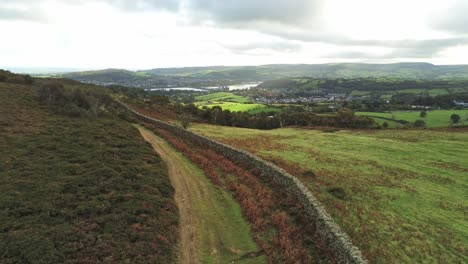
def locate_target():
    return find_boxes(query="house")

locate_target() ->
[453,101,468,107]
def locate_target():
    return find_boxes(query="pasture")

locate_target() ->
[190,123,468,263]
[195,92,280,114]
[356,109,468,127]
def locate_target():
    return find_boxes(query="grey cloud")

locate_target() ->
[220,41,302,54]
[0,0,180,22]
[261,25,468,58]
[325,51,381,59]
[0,6,47,22]
[186,0,322,26]
[56,0,180,11]
[0,0,319,25]
[98,0,180,11]
[430,1,468,34]
[325,38,468,60]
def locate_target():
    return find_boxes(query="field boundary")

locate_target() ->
[117,101,368,264]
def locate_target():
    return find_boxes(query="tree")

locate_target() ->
[37,81,64,106]
[178,113,193,129]
[336,108,354,127]
[420,111,427,118]
[450,114,460,124]
[211,106,223,124]
[414,119,426,128]
[23,74,34,85]
[382,122,389,128]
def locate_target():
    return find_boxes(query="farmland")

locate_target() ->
[357,110,468,127]
[195,92,280,114]
[190,123,468,263]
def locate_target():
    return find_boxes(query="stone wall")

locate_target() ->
[120,102,368,264]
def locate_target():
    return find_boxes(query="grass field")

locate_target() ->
[0,83,179,263]
[200,101,280,114]
[195,92,280,114]
[195,92,251,103]
[190,124,468,263]
[356,110,468,127]
[352,87,468,97]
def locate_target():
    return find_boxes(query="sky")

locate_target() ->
[1,0,468,70]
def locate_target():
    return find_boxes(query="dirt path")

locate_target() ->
[135,125,265,264]
[137,126,199,264]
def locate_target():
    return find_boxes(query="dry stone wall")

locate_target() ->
[120,102,368,264]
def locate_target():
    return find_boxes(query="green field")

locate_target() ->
[357,110,468,127]
[352,87,468,98]
[0,83,179,262]
[195,92,280,114]
[200,102,279,114]
[195,92,251,103]
[190,123,468,263]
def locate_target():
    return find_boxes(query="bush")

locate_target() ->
[37,81,111,118]
[328,187,347,200]
[450,114,460,124]
[414,120,426,127]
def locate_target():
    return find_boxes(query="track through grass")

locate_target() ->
[136,125,265,264]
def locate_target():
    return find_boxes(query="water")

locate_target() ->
[227,83,261,90]
[148,83,261,92]
[205,83,261,90]
[149,87,206,91]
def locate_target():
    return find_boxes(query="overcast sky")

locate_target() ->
[1,0,468,70]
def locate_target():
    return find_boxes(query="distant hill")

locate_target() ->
[57,63,468,89]
[141,63,468,80]
[63,69,139,81]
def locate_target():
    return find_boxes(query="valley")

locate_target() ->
[3,0,468,262]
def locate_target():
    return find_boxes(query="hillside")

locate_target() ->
[0,80,179,262]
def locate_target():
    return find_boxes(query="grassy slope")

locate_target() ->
[0,83,179,263]
[190,124,468,263]
[136,126,265,264]
[357,110,468,127]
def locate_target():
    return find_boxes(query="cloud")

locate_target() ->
[0,8,43,22]
[325,37,468,60]
[99,0,180,11]
[430,1,468,34]
[185,0,321,26]
[0,2,47,22]
[219,40,302,54]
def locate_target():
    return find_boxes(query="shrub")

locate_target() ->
[450,114,460,124]
[328,187,347,200]
[414,119,426,127]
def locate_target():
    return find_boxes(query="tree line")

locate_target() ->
[0,70,34,85]
[37,81,112,118]
[172,103,376,130]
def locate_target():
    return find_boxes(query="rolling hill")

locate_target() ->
[141,63,468,80]
[57,63,468,90]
